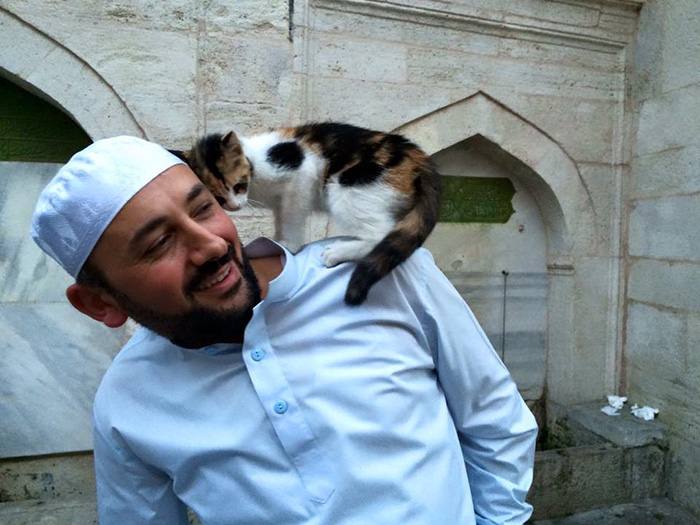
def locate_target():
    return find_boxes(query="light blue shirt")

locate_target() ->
[93,238,537,524]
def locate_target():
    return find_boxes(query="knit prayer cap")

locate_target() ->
[30,135,185,277]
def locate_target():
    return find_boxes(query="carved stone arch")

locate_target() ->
[0,8,144,140]
[393,91,598,261]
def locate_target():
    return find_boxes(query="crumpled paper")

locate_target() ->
[631,404,659,421]
[607,395,627,410]
[600,395,628,416]
[600,406,621,416]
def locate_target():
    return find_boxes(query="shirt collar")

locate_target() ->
[182,237,298,356]
[244,237,298,304]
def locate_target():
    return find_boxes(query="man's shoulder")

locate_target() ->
[288,238,440,304]
[293,238,436,270]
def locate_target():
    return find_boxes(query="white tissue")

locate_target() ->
[631,404,659,421]
[607,395,628,410]
[601,406,621,416]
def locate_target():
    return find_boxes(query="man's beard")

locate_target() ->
[108,244,262,348]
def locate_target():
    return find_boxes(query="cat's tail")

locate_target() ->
[345,158,442,306]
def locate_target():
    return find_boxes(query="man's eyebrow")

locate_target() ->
[186,183,206,204]
[129,216,168,252]
[128,183,207,252]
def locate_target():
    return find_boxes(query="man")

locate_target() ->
[31,136,537,524]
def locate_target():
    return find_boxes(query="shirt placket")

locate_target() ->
[243,303,335,504]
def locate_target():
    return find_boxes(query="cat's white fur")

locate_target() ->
[238,131,407,265]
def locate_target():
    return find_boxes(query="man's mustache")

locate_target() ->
[186,244,237,294]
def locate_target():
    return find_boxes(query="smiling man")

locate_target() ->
[31,136,537,525]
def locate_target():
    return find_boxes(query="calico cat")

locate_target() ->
[171,122,441,306]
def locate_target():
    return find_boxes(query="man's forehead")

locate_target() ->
[100,165,204,242]
[117,165,199,217]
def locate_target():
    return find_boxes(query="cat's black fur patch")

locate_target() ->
[200,133,226,181]
[267,142,304,170]
[295,122,402,186]
[338,161,384,186]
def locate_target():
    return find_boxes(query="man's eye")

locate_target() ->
[145,235,171,257]
[195,201,214,216]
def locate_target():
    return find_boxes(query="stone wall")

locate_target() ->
[626,0,700,510]
[0,0,649,457]
[0,162,124,458]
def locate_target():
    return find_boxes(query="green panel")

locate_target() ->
[439,175,516,224]
[0,77,91,162]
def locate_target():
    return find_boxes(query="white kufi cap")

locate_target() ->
[30,135,185,277]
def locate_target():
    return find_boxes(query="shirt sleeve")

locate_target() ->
[415,252,538,525]
[93,419,189,525]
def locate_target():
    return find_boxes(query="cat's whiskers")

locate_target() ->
[243,199,267,217]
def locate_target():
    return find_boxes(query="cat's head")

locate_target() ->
[170,131,251,212]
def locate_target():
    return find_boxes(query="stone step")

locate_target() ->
[531,498,700,524]
[0,499,97,525]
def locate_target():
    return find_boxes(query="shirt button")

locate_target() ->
[251,349,266,362]
[274,400,288,414]
[204,346,218,356]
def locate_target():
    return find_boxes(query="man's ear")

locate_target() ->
[66,284,129,328]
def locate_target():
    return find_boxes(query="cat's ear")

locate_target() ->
[222,131,243,154]
[169,149,190,164]
[66,284,128,328]
[222,131,238,146]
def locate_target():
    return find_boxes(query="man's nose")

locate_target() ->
[187,222,228,267]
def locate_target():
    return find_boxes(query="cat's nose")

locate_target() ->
[215,196,227,206]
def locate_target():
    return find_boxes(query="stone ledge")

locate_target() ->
[567,401,666,448]
[0,499,98,525]
[530,498,699,524]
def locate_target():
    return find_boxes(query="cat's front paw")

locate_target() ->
[322,244,346,268]
[322,239,370,268]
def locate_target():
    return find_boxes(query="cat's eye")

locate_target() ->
[232,183,248,194]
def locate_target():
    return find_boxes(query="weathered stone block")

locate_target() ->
[577,162,623,256]
[0,162,70,303]
[628,259,700,312]
[206,0,288,34]
[0,303,122,458]
[313,34,407,83]
[309,76,459,131]
[0,453,95,503]
[571,257,619,400]
[636,82,700,156]
[629,0,664,102]
[529,444,666,520]
[567,402,666,448]
[201,35,292,132]
[494,91,618,164]
[627,302,686,379]
[661,0,700,93]
[310,6,500,56]
[632,143,700,199]
[629,193,700,261]
[667,437,700,511]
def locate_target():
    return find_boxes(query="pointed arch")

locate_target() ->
[393,91,598,259]
[0,8,144,140]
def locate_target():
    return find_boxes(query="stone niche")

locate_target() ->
[0,79,123,459]
[427,134,547,403]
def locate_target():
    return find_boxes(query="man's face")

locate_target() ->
[88,164,261,347]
